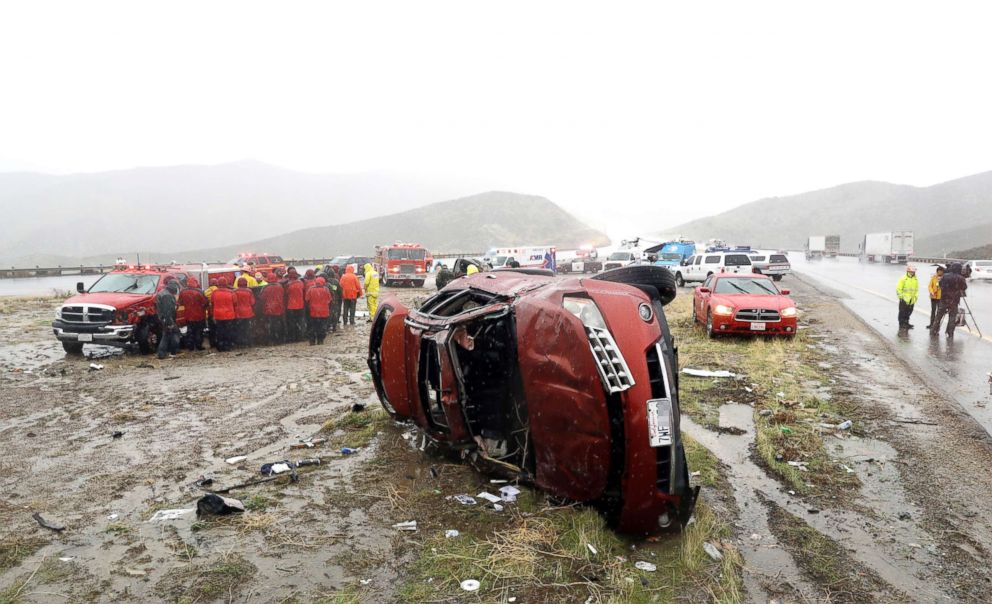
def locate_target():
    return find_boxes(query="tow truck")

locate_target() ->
[53,262,239,355]
[375,242,433,287]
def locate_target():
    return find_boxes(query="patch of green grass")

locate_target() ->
[242,494,273,512]
[154,552,256,604]
[668,296,858,494]
[104,522,132,536]
[315,583,364,604]
[0,537,46,573]
[320,407,389,449]
[684,436,721,488]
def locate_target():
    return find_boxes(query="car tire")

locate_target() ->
[135,321,159,355]
[62,341,84,355]
[706,310,716,338]
[675,272,685,287]
[413,280,425,288]
[590,265,677,306]
[772,275,783,282]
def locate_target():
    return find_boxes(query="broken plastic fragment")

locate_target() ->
[225,455,247,464]
[634,561,657,572]
[148,508,194,522]
[587,544,598,555]
[445,529,459,538]
[476,492,501,504]
[89,363,104,371]
[837,420,852,430]
[681,368,736,378]
[703,542,723,561]
[392,520,417,531]
[450,494,477,505]
[460,579,481,591]
[499,485,521,502]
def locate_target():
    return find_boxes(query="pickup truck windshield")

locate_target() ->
[329,256,350,265]
[714,278,778,295]
[89,273,160,295]
[387,248,427,260]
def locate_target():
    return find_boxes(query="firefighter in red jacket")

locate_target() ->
[234,277,256,348]
[261,272,286,345]
[305,276,332,345]
[284,267,306,342]
[210,277,238,352]
[178,277,208,351]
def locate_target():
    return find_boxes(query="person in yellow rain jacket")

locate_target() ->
[238,267,258,288]
[363,263,380,322]
[926,266,944,329]
[896,264,919,330]
[466,263,479,276]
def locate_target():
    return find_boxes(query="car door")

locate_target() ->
[696,274,713,318]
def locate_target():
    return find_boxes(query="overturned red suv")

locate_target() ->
[368,265,698,535]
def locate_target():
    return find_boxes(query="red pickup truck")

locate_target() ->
[53,264,239,354]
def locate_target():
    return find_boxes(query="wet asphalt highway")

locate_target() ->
[790,254,992,435]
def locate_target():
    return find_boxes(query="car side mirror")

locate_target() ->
[698,287,710,294]
[780,289,790,295]
[76,282,85,293]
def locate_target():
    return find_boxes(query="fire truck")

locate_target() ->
[52,263,240,355]
[375,243,433,287]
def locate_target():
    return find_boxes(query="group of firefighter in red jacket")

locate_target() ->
[175,265,364,352]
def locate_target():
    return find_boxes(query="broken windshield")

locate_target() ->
[88,273,160,295]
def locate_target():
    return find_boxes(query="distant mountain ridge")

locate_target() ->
[0,160,477,265]
[665,171,992,256]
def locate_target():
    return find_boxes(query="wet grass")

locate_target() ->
[0,295,63,314]
[765,499,893,603]
[320,407,390,449]
[0,557,94,604]
[154,552,256,603]
[0,536,46,573]
[668,296,859,495]
[104,522,132,536]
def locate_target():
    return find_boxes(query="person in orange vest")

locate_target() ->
[339,265,363,326]
[210,277,238,352]
[234,277,256,347]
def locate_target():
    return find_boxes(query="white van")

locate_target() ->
[674,252,753,286]
[485,246,557,271]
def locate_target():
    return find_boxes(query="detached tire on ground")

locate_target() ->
[590,265,677,306]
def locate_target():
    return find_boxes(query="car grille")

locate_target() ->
[399,264,415,273]
[60,305,114,324]
[646,344,673,494]
[586,325,634,393]
[735,308,780,322]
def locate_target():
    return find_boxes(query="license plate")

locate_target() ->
[77,333,93,342]
[646,398,673,447]
[750,322,766,331]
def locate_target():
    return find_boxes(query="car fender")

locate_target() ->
[369,296,412,418]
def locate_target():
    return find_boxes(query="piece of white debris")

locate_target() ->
[449,494,477,505]
[107,513,119,521]
[460,579,481,591]
[634,561,657,572]
[392,520,417,531]
[682,368,736,378]
[490,479,508,484]
[224,455,247,464]
[148,508,194,522]
[750,533,762,540]
[508,598,517,603]
[59,557,74,562]
[445,529,460,538]
[360,579,372,585]
[587,544,598,555]
[703,542,723,561]
[476,491,502,504]
[499,485,521,502]
[777,391,785,397]
[493,504,504,512]
[690,470,701,477]
[89,363,104,371]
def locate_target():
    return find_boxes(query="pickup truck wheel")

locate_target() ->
[706,310,716,338]
[136,321,159,355]
[675,272,685,287]
[62,341,84,355]
[590,265,677,306]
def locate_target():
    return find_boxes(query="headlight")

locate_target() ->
[562,296,634,393]
[713,304,734,316]
[55,307,63,319]
[781,307,798,318]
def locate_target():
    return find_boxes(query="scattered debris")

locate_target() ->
[196,494,245,516]
[898,512,912,521]
[194,476,214,488]
[225,455,248,465]
[351,402,367,413]
[477,492,502,504]
[111,430,124,439]
[124,568,147,577]
[587,544,598,555]
[32,512,65,532]
[445,529,460,538]
[759,409,773,417]
[493,504,504,512]
[58,557,74,562]
[499,485,521,502]
[489,479,508,484]
[148,508,194,522]
[460,579,481,591]
[164,375,181,381]
[261,461,293,476]
[634,561,657,572]
[290,437,327,450]
[787,460,809,472]
[295,458,321,468]
[682,368,736,378]
[837,420,853,430]
[449,494,477,505]
[341,447,359,455]
[107,513,119,520]
[360,579,372,585]
[808,508,820,514]
[392,520,417,531]
[89,363,104,371]
[690,470,701,477]
[703,542,723,561]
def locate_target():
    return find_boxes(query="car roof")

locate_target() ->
[713,273,771,281]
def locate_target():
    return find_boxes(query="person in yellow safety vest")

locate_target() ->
[238,268,258,288]
[925,266,944,329]
[254,272,267,286]
[363,263,380,322]
[896,264,919,330]
[466,264,479,276]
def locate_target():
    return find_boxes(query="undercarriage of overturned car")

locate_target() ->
[367,265,698,536]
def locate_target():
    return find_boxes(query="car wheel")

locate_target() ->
[413,280,425,288]
[135,321,159,355]
[590,265,677,306]
[675,272,685,287]
[706,310,716,338]
[772,275,783,282]
[62,341,84,355]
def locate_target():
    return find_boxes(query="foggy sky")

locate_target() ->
[2,1,992,240]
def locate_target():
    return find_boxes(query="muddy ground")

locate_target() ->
[1,277,991,603]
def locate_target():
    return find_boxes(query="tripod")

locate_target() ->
[959,297,983,338]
